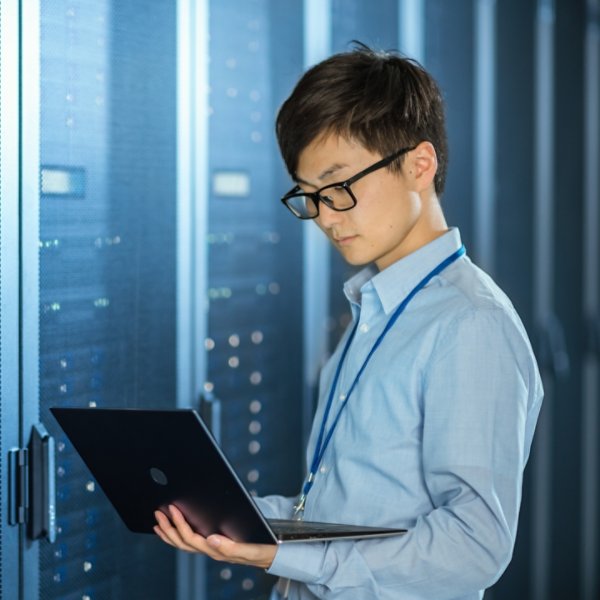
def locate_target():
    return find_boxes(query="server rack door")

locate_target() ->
[0,0,22,596]
[490,1,537,597]
[28,2,179,598]
[550,1,586,596]
[203,1,304,597]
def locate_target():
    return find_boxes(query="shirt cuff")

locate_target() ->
[267,541,327,584]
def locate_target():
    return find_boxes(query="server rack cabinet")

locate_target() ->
[202,1,305,597]
[1,0,22,597]
[18,1,181,598]
[4,1,310,598]
[490,1,538,598]
[550,1,587,597]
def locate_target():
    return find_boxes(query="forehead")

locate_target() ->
[295,134,372,182]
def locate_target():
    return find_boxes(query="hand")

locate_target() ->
[154,504,277,570]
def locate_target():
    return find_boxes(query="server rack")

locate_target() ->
[3,1,308,598]
[201,2,305,596]
[492,2,538,598]
[31,1,179,598]
[550,2,587,597]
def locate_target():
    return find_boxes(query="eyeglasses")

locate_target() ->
[280,146,416,220]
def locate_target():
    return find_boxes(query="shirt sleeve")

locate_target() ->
[266,308,543,599]
[254,494,297,519]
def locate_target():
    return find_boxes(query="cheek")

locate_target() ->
[387,194,421,227]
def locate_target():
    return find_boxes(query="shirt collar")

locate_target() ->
[344,228,464,315]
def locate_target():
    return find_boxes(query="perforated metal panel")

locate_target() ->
[204,1,304,597]
[38,2,177,598]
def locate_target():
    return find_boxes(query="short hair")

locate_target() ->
[276,44,449,195]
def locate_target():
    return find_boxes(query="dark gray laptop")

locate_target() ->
[51,407,406,544]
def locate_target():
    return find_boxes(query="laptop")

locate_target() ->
[50,407,406,544]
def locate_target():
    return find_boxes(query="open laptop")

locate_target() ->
[51,407,406,544]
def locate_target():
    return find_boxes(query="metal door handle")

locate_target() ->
[28,423,57,543]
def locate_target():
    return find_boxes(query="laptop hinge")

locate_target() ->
[8,447,29,526]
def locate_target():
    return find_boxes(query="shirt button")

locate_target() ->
[359,323,369,333]
[319,466,327,474]
[339,393,346,402]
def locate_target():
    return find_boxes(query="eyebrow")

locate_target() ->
[295,163,348,187]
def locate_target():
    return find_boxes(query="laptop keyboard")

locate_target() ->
[269,518,362,534]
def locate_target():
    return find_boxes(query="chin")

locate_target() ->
[339,253,373,267]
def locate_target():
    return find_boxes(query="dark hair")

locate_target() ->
[276,43,449,195]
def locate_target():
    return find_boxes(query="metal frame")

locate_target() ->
[582,2,600,598]
[473,0,496,274]
[398,0,425,64]
[0,0,23,597]
[302,0,332,449]
[176,0,210,597]
[19,0,42,596]
[531,1,555,598]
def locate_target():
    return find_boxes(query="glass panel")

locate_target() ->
[38,2,177,598]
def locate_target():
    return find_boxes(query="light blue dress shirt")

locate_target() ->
[255,228,543,600]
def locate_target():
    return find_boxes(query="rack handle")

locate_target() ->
[28,423,57,543]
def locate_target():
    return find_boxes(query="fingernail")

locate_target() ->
[207,536,221,548]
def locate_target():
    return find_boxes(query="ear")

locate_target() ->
[406,141,437,193]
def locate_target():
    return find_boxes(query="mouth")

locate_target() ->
[333,234,357,245]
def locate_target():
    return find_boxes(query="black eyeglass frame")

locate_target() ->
[281,145,417,220]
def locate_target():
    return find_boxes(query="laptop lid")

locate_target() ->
[51,407,406,544]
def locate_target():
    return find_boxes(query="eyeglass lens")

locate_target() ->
[287,186,354,218]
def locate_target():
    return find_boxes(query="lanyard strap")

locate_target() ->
[295,245,466,514]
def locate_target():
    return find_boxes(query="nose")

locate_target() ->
[315,201,343,230]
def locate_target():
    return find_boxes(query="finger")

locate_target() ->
[162,507,228,559]
[166,506,276,567]
[153,525,176,547]
[154,510,198,553]
[164,507,242,561]
[168,505,210,549]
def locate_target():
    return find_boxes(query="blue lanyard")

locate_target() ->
[294,245,466,516]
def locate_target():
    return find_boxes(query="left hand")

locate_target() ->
[154,504,277,570]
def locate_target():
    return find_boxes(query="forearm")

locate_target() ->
[267,488,514,599]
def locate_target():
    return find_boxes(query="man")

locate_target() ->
[154,45,543,599]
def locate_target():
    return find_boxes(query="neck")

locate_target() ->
[375,193,448,270]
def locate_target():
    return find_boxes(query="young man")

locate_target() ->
[155,46,543,599]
